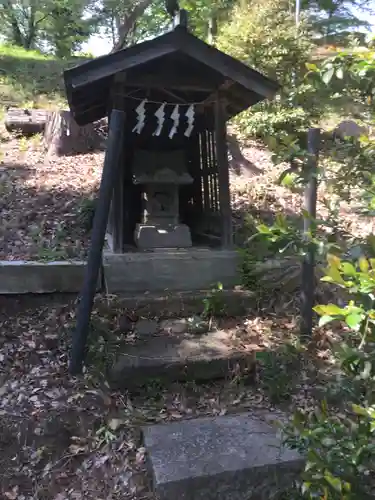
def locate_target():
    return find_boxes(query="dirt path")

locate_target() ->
[0,292,321,500]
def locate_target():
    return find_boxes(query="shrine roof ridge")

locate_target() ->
[64,24,280,126]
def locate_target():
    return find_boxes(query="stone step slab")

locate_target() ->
[108,329,257,390]
[111,288,255,318]
[143,412,303,500]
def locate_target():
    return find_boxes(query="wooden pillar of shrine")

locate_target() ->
[214,96,233,248]
[107,72,127,253]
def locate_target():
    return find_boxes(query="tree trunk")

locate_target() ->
[3,0,25,47]
[113,0,154,51]
[44,110,107,157]
[5,108,49,135]
[207,15,218,44]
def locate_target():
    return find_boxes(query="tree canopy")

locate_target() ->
[0,0,372,58]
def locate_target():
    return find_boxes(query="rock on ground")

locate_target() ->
[143,412,303,500]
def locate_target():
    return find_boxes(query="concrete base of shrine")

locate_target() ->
[102,248,239,293]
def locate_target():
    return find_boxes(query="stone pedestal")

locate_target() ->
[133,150,193,249]
[135,224,192,249]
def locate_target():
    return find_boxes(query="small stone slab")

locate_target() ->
[143,413,303,500]
[0,260,100,294]
[109,330,256,390]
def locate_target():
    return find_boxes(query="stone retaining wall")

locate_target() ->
[0,261,95,294]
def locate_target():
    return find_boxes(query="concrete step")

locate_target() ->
[109,288,255,318]
[143,412,303,500]
[108,328,257,390]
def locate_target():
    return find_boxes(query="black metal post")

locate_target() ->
[300,127,320,337]
[69,109,125,374]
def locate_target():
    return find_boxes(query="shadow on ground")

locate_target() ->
[0,157,97,260]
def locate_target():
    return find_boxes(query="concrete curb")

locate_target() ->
[0,260,96,294]
[103,249,240,293]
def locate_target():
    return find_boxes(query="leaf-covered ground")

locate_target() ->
[0,131,102,261]
[0,292,336,500]
[0,125,372,262]
[0,121,363,498]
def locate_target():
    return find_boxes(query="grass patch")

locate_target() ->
[0,44,91,109]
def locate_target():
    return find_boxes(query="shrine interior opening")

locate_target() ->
[106,106,225,253]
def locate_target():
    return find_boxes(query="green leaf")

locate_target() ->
[324,265,347,286]
[313,304,347,316]
[322,437,336,447]
[306,62,318,71]
[352,404,368,417]
[336,67,344,79]
[301,482,312,494]
[275,213,287,229]
[341,262,356,276]
[359,256,369,272]
[318,315,334,327]
[324,471,342,492]
[327,254,341,267]
[256,224,271,234]
[256,351,272,363]
[322,67,335,84]
[320,276,334,283]
[345,313,363,329]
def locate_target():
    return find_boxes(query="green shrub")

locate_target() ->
[283,254,375,499]
[216,0,313,86]
[202,282,225,318]
[235,104,312,144]
[78,197,97,232]
[216,0,316,144]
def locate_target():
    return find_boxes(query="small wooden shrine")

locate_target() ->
[64,11,279,373]
[64,12,279,252]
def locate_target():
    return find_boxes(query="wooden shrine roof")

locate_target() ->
[64,25,280,126]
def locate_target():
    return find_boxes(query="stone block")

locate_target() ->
[109,329,256,390]
[134,224,192,249]
[143,413,303,500]
[0,260,99,294]
[103,248,239,293]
